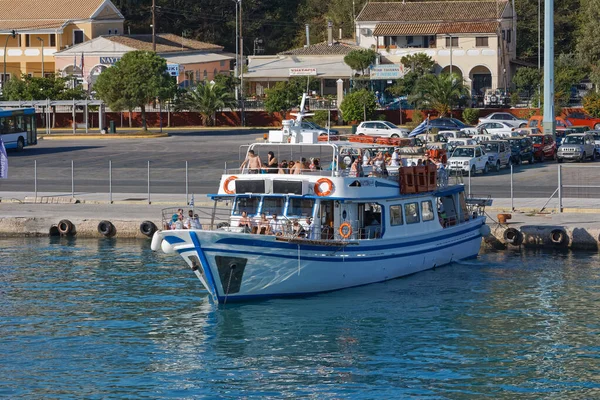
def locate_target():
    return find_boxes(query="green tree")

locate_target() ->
[400,53,435,75]
[462,108,480,125]
[410,73,469,117]
[94,50,176,130]
[340,89,377,122]
[264,77,319,115]
[576,0,600,64]
[344,49,377,76]
[2,74,86,100]
[512,67,541,102]
[386,71,420,98]
[554,53,587,107]
[583,91,600,117]
[213,73,240,96]
[177,82,236,126]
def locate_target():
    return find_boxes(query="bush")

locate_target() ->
[376,113,387,121]
[412,109,424,124]
[510,92,521,107]
[340,89,377,123]
[583,91,600,118]
[462,108,480,125]
[309,110,329,126]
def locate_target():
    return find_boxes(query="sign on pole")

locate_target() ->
[289,68,317,76]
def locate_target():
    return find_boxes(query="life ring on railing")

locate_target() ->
[339,222,352,239]
[550,229,567,246]
[223,176,237,194]
[314,178,334,196]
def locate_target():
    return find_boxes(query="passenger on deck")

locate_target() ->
[258,213,269,234]
[304,217,314,239]
[290,160,303,174]
[184,210,195,229]
[301,158,310,170]
[349,157,360,177]
[373,152,385,174]
[292,220,306,237]
[265,151,278,173]
[171,214,184,230]
[238,211,252,230]
[240,149,263,173]
[313,158,321,170]
[190,214,202,229]
[268,213,284,236]
[278,161,288,174]
[390,148,400,167]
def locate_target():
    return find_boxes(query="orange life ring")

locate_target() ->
[339,222,352,239]
[314,178,334,196]
[223,176,237,194]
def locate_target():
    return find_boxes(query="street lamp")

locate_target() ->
[37,37,44,77]
[3,30,16,88]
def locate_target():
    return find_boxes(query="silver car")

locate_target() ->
[478,112,528,128]
[557,133,597,162]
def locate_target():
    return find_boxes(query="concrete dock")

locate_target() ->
[1,191,600,250]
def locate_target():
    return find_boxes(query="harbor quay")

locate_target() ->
[1,191,600,251]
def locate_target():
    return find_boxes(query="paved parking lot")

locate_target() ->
[2,131,600,200]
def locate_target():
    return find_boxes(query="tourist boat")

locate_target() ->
[151,96,491,304]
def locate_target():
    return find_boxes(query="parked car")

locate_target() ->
[506,136,535,165]
[448,145,490,175]
[529,134,557,161]
[557,133,597,163]
[527,116,579,141]
[447,138,477,152]
[301,121,339,136]
[355,121,410,138]
[428,117,475,134]
[564,112,600,130]
[481,140,512,171]
[483,89,510,108]
[585,129,600,155]
[439,130,469,140]
[476,121,516,137]
[478,112,528,128]
[415,133,447,144]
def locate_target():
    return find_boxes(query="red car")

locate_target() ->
[529,134,557,161]
[564,112,600,130]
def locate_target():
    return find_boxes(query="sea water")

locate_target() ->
[1,237,599,399]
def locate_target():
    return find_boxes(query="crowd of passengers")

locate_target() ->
[349,149,446,177]
[240,150,322,174]
[238,211,316,238]
[167,209,202,230]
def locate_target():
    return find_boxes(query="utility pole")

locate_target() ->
[239,0,245,126]
[234,0,239,100]
[542,0,555,136]
[152,0,156,51]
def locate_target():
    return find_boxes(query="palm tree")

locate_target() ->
[410,73,470,117]
[178,82,237,126]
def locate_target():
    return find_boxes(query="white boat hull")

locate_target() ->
[152,217,486,303]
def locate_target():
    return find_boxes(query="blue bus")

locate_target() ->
[0,108,37,151]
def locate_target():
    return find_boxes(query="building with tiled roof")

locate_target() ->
[279,40,362,56]
[0,0,124,86]
[54,34,233,89]
[355,1,517,96]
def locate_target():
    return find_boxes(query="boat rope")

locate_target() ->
[223,265,234,305]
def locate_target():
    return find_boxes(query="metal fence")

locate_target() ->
[3,159,600,211]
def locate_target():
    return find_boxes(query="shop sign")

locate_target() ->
[99,57,121,65]
[167,64,181,77]
[289,68,317,76]
[370,64,405,80]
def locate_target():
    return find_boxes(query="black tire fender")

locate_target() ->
[57,219,75,236]
[140,220,158,237]
[503,227,523,246]
[98,220,116,237]
[550,229,567,246]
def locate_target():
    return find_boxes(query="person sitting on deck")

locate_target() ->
[184,209,195,229]
[278,161,288,174]
[290,160,303,175]
[303,217,315,239]
[238,211,252,232]
[292,219,306,237]
[240,149,263,173]
[258,213,269,234]
[190,214,202,230]
[268,213,284,236]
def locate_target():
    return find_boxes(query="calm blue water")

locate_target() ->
[1,238,599,399]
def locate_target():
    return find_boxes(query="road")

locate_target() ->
[2,131,600,199]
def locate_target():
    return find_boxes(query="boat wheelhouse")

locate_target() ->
[151,137,491,304]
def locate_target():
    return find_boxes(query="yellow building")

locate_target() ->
[0,0,124,86]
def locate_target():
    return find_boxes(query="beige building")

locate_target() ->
[355,0,517,95]
[0,0,124,86]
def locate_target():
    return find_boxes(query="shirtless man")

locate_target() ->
[290,160,303,175]
[240,150,263,173]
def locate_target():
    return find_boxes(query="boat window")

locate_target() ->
[404,202,420,224]
[421,200,434,221]
[233,197,259,216]
[261,197,285,216]
[287,198,314,217]
[390,205,403,226]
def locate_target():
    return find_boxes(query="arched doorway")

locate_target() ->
[469,65,492,97]
[440,65,464,81]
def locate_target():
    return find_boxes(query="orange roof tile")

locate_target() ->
[357,1,508,22]
[104,34,223,53]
